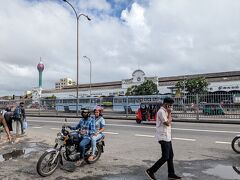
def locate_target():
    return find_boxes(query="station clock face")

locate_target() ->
[137,77,141,82]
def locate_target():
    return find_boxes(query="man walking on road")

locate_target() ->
[145,97,181,180]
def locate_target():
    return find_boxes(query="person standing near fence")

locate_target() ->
[145,97,181,180]
[13,102,26,135]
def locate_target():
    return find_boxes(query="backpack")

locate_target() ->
[13,106,22,119]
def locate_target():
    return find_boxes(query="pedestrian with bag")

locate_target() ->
[13,102,26,135]
[145,97,181,180]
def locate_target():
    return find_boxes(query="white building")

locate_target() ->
[55,78,76,90]
[36,70,240,99]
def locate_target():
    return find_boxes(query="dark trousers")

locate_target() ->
[149,141,175,175]
[79,137,91,159]
[4,114,13,131]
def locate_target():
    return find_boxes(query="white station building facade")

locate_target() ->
[38,70,240,99]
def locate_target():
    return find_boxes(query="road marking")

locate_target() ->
[215,141,231,144]
[104,131,119,135]
[50,128,61,130]
[172,128,240,134]
[172,138,196,141]
[31,126,42,129]
[107,123,155,129]
[135,134,154,138]
[28,120,240,134]
[135,134,196,141]
[107,124,240,134]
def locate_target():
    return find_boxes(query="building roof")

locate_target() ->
[158,71,240,86]
[132,69,145,76]
[43,70,240,93]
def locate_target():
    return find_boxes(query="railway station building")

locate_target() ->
[37,70,240,99]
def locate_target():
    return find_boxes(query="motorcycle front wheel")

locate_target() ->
[36,151,60,177]
[233,166,240,175]
[231,136,240,154]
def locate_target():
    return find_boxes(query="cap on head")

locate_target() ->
[81,108,90,113]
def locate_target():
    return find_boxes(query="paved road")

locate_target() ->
[0,117,240,180]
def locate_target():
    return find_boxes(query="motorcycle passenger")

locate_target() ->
[89,106,105,160]
[67,109,95,166]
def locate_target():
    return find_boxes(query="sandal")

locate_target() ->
[75,159,83,167]
[88,155,96,161]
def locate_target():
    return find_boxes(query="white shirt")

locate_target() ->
[155,107,172,142]
[1,110,6,118]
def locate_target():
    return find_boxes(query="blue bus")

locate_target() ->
[112,95,167,113]
[55,97,101,112]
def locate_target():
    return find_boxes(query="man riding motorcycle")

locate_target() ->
[67,108,95,166]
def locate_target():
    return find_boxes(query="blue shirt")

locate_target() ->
[94,116,105,134]
[70,117,95,138]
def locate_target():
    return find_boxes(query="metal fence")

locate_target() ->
[173,93,240,120]
[1,93,240,120]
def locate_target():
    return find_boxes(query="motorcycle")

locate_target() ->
[36,125,105,177]
[231,135,240,154]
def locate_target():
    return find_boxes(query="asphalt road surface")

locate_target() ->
[0,117,240,180]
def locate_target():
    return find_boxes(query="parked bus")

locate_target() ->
[112,95,166,113]
[55,97,101,112]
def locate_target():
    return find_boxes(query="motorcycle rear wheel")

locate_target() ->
[36,151,60,177]
[85,144,102,164]
[231,136,240,154]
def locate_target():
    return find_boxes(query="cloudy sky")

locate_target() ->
[0,0,240,96]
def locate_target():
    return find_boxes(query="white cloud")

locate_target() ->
[121,3,150,49]
[78,0,111,11]
[1,0,240,96]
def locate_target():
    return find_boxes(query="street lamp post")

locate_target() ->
[83,56,92,96]
[183,76,187,112]
[63,0,91,116]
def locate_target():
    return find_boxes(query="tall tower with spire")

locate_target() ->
[37,59,44,88]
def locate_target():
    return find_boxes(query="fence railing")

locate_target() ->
[1,93,240,120]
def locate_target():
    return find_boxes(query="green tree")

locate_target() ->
[175,77,208,94]
[125,85,138,96]
[45,94,57,99]
[125,80,159,96]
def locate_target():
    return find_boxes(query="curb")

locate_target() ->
[26,114,240,124]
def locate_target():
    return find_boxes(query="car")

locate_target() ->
[202,103,225,115]
[136,101,163,124]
